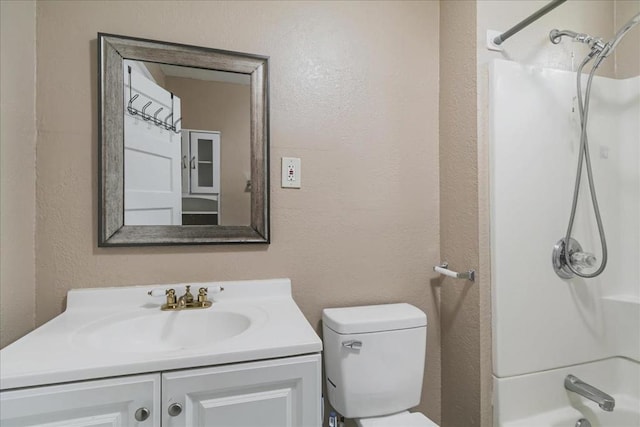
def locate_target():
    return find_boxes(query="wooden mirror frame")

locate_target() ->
[98,33,269,246]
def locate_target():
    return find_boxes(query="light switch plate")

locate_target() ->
[281,157,301,188]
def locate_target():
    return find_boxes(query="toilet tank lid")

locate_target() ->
[323,303,426,334]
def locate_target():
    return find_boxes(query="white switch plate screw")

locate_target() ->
[281,157,301,188]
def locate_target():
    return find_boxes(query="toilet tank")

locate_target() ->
[322,303,427,418]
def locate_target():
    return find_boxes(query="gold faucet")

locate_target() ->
[177,285,194,308]
[149,285,219,311]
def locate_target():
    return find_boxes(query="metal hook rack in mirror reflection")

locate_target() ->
[126,66,182,133]
[153,107,164,124]
[126,94,139,116]
[164,113,173,130]
[141,102,152,120]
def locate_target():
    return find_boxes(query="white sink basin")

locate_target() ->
[74,309,252,353]
[0,278,323,390]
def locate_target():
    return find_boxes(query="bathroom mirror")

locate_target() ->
[98,33,269,246]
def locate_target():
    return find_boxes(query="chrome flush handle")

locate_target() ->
[342,340,362,350]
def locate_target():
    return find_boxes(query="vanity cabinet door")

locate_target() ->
[0,374,160,427]
[162,354,321,427]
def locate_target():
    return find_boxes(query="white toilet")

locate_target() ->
[322,303,439,427]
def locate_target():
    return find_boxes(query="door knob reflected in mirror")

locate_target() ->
[134,407,150,421]
[168,402,183,417]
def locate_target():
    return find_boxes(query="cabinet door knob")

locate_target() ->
[168,403,183,417]
[134,407,150,422]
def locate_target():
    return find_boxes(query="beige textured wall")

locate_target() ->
[32,0,441,421]
[0,0,37,348]
[165,77,251,225]
[615,0,640,78]
[439,1,489,426]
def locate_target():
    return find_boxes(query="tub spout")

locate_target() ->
[565,375,615,412]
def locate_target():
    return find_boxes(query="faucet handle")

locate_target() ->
[148,288,172,297]
[196,286,225,305]
[197,286,224,301]
[206,285,224,294]
[148,286,223,297]
[197,287,208,303]
[148,288,177,306]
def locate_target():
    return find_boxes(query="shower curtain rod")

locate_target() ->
[493,0,567,46]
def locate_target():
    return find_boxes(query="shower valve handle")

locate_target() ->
[570,251,597,269]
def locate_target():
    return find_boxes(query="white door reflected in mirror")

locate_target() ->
[123,60,251,227]
[124,66,182,226]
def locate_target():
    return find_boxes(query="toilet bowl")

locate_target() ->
[322,303,439,427]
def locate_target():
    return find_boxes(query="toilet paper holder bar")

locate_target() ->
[433,262,475,282]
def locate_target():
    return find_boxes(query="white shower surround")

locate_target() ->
[490,59,639,426]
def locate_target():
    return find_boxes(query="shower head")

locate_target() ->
[599,12,640,61]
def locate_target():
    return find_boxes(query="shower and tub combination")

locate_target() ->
[490,2,640,426]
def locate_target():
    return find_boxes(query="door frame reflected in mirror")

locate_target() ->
[98,33,269,246]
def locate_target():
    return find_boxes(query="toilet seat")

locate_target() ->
[356,411,439,427]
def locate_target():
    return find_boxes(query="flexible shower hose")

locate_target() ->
[562,52,608,278]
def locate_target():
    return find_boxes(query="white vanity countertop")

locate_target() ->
[0,278,322,390]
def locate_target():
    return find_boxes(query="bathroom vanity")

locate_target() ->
[0,279,322,426]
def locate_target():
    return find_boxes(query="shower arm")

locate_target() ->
[549,30,606,52]
[550,12,640,67]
